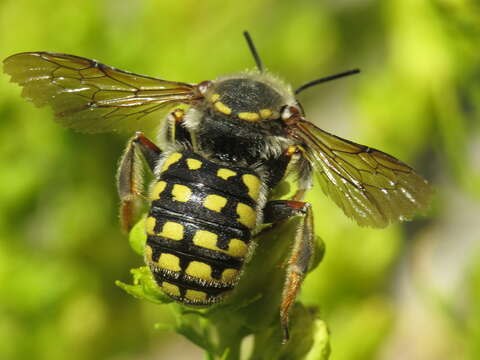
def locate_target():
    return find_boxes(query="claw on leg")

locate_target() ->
[280,270,303,343]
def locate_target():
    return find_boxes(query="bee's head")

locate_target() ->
[184,73,296,163]
[205,76,288,123]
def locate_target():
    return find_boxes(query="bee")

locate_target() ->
[3,32,432,342]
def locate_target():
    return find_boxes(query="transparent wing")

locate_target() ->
[3,52,198,133]
[292,120,433,228]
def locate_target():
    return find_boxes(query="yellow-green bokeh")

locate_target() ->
[1,1,479,359]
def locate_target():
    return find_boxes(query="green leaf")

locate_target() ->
[115,266,172,305]
[128,217,147,256]
[305,320,331,360]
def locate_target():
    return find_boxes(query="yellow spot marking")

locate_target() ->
[158,253,181,272]
[186,158,202,170]
[238,112,260,122]
[260,108,272,118]
[193,230,218,250]
[217,168,237,180]
[203,194,227,212]
[161,152,182,172]
[286,145,297,156]
[236,203,256,229]
[242,174,261,201]
[174,109,184,118]
[172,184,191,202]
[185,289,207,302]
[226,239,248,257]
[210,93,220,102]
[159,222,184,241]
[162,282,180,297]
[185,261,213,281]
[222,269,239,283]
[193,230,247,258]
[214,101,232,115]
[151,181,167,200]
[145,217,156,235]
[144,245,153,263]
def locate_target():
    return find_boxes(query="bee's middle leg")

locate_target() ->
[117,132,162,232]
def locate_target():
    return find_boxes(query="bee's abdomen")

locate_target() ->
[145,151,262,306]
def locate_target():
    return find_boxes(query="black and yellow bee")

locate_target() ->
[3,32,432,342]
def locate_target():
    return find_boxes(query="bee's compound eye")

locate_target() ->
[197,80,213,95]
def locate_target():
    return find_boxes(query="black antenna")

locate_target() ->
[243,31,264,72]
[294,69,360,95]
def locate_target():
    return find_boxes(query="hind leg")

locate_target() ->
[262,200,315,343]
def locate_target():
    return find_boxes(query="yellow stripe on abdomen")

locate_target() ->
[236,203,257,229]
[192,230,248,258]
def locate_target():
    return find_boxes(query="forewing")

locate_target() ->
[292,120,433,228]
[3,52,197,133]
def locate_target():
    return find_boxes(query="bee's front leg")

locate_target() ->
[117,132,162,232]
[263,200,315,343]
[166,108,192,145]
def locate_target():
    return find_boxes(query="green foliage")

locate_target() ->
[1,0,479,359]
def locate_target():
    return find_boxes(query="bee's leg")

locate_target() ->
[117,132,162,232]
[263,200,315,343]
[166,108,192,144]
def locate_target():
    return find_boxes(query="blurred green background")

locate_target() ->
[1,1,479,359]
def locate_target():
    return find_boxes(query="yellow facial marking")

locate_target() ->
[144,245,153,263]
[158,253,181,272]
[162,282,180,297]
[171,184,192,202]
[214,101,232,115]
[236,203,256,229]
[226,239,248,257]
[217,168,237,180]
[186,158,202,170]
[238,112,260,122]
[242,174,261,201]
[193,230,218,250]
[203,194,227,212]
[159,221,184,241]
[209,93,220,102]
[185,289,207,302]
[145,217,156,235]
[161,152,182,172]
[222,269,239,283]
[151,181,167,200]
[260,108,273,119]
[185,261,213,281]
